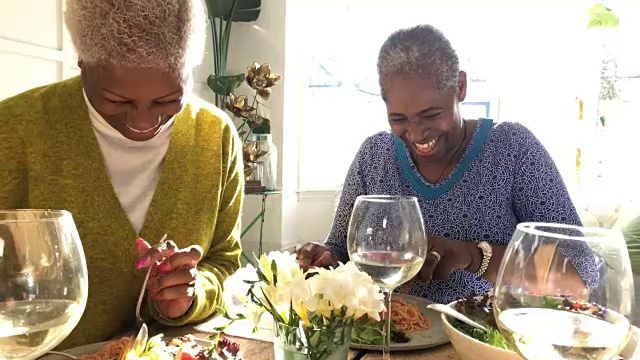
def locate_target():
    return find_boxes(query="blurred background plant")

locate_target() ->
[203,0,282,179]
[225,63,281,178]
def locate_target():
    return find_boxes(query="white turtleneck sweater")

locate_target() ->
[83,92,174,234]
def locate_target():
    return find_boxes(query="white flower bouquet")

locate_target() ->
[218,251,385,360]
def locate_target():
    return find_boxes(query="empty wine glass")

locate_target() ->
[0,210,88,360]
[493,222,633,360]
[347,195,427,359]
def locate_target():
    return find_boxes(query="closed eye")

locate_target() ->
[389,117,407,122]
[155,99,181,105]
[420,111,443,120]
[105,98,131,105]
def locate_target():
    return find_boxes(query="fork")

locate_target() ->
[125,234,168,360]
[135,234,168,326]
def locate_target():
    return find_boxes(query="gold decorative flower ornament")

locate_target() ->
[225,94,255,118]
[246,62,281,100]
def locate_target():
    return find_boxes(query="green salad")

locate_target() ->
[450,320,514,351]
[350,318,411,345]
[451,295,515,351]
[450,293,606,352]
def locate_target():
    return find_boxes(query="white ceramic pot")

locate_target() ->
[440,301,522,360]
[442,300,639,360]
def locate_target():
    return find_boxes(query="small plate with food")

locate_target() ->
[41,334,241,360]
[349,293,449,351]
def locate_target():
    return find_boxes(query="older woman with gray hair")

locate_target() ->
[0,0,242,348]
[297,24,598,304]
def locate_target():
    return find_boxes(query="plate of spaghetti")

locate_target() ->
[41,334,240,360]
[350,293,449,351]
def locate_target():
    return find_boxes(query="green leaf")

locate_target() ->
[260,287,286,324]
[204,0,261,22]
[215,306,227,316]
[250,118,271,134]
[207,332,222,344]
[255,267,269,283]
[207,73,245,96]
[587,3,620,29]
[271,259,278,283]
[227,0,261,22]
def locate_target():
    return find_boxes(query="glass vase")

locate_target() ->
[251,134,277,190]
[273,322,351,360]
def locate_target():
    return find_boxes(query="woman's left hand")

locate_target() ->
[135,238,203,319]
[417,234,482,282]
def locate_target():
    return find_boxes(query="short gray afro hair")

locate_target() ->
[65,0,206,73]
[377,24,460,98]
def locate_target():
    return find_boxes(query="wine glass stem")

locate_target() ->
[383,287,392,360]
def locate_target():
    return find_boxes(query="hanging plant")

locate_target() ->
[587,3,620,29]
[587,3,621,129]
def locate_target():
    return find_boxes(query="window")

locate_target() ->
[308,57,342,88]
[0,1,78,100]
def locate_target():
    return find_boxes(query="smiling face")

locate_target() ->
[385,71,467,163]
[81,64,190,141]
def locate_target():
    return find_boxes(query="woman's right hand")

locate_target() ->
[295,242,339,271]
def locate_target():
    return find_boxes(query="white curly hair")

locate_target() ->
[65,0,206,73]
[377,24,460,98]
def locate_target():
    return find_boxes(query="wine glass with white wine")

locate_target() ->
[347,196,427,360]
[0,210,88,360]
[493,222,633,360]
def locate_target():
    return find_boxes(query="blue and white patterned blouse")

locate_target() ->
[325,119,599,304]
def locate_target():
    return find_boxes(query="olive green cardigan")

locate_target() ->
[0,77,243,348]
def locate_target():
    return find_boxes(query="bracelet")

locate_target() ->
[474,241,493,277]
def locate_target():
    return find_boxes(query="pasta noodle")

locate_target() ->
[78,337,133,360]
[391,298,431,333]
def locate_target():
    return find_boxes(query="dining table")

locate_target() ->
[157,324,461,360]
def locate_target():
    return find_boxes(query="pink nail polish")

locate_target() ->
[135,238,145,245]
[136,257,151,270]
[157,262,171,272]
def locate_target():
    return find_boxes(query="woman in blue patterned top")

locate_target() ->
[297,24,597,304]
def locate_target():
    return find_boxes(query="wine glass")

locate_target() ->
[493,222,633,360]
[0,210,88,360]
[347,195,427,359]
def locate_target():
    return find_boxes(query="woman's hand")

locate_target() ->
[295,242,339,271]
[417,234,483,282]
[135,238,203,319]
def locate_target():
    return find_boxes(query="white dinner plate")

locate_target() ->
[350,293,450,351]
[40,341,109,359]
[40,336,215,359]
